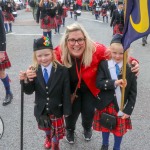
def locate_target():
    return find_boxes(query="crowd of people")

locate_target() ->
[1,0,149,150]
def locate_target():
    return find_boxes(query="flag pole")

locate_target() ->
[20,81,24,150]
[121,0,127,111]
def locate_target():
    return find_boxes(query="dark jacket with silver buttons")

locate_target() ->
[0,10,6,51]
[95,60,137,115]
[23,63,72,120]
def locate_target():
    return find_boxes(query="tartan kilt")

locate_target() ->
[113,24,123,35]
[94,10,100,15]
[62,10,68,18]
[40,16,57,30]
[56,15,62,25]
[93,103,132,136]
[38,115,65,140]
[0,52,11,70]
[101,10,107,16]
[3,11,14,22]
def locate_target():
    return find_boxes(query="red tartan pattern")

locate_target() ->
[38,115,65,140]
[101,9,107,16]
[2,11,14,22]
[62,9,68,18]
[0,52,11,70]
[55,15,62,25]
[40,16,57,30]
[113,24,123,35]
[93,103,132,136]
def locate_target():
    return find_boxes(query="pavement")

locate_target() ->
[0,9,150,150]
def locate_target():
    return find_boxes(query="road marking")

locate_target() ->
[6,33,64,36]
[79,17,103,23]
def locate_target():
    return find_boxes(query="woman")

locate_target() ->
[54,23,139,144]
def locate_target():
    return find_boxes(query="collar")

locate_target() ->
[108,59,123,69]
[41,63,52,77]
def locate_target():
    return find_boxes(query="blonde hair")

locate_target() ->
[109,43,130,61]
[60,23,96,68]
[32,49,61,70]
[39,0,49,7]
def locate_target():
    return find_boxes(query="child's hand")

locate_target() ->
[19,71,27,81]
[121,113,130,119]
[115,79,127,88]
[26,66,37,81]
[0,51,5,62]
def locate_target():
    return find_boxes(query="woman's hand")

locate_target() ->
[121,113,130,119]
[131,60,139,76]
[26,66,37,81]
[0,51,5,62]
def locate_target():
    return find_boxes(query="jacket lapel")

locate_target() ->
[37,66,46,91]
[48,65,62,94]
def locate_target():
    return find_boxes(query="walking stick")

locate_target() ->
[20,81,24,150]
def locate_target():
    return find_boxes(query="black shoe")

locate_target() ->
[142,43,145,46]
[65,129,74,144]
[100,145,109,150]
[83,128,92,141]
[2,93,13,106]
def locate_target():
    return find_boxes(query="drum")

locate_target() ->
[75,10,81,16]
[12,11,17,17]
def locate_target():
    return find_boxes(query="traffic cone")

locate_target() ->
[25,2,31,12]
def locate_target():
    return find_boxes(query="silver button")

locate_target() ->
[46,103,49,105]
[106,80,108,83]
[114,94,116,97]
[104,88,107,90]
[46,108,49,111]
[46,86,48,89]
[46,92,48,94]
[47,97,50,100]
[105,84,107,87]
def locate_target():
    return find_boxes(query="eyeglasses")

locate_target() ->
[67,38,86,45]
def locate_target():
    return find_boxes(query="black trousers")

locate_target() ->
[65,89,95,131]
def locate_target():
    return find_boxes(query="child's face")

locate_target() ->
[110,44,124,63]
[35,49,53,67]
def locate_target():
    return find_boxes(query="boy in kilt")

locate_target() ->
[19,36,71,150]
[93,34,137,150]
[0,9,13,106]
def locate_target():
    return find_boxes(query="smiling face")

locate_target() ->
[35,49,53,67]
[110,43,124,64]
[67,30,86,58]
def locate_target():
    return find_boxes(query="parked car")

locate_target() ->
[14,0,25,10]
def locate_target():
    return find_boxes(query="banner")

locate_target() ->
[122,0,150,50]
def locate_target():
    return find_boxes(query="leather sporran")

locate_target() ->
[38,115,51,128]
[100,113,116,130]
[43,16,49,25]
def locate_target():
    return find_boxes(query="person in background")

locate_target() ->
[142,35,149,46]
[93,34,137,150]
[29,0,39,20]
[36,0,57,40]
[54,23,139,144]
[110,1,124,35]
[19,36,71,150]
[2,0,15,33]
[0,9,13,106]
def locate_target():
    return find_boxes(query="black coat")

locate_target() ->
[95,60,137,115]
[36,2,56,23]
[23,63,72,121]
[0,10,6,51]
[110,9,124,27]
[110,2,117,17]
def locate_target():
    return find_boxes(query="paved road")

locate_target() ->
[0,9,150,150]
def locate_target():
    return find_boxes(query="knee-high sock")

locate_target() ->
[4,23,8,32]
[43,32,47,37]
[52,135,59,144]
[1,74,11,95]
[9,23,12,31]
[113,135,123,150]
[47,31,52,40]
[102,132,110,146]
